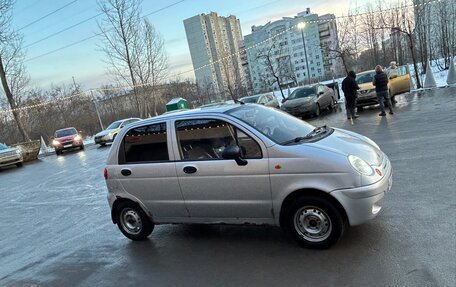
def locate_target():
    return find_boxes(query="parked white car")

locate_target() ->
[0,143,23,168]
[104,104,393,248]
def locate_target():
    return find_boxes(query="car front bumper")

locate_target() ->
[281,104,315,117]
[95,134,114,144]
[330,167,393,226]
[0,155,23,167]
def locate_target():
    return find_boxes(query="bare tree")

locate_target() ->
[256,45,295,100]
[375,3,422,88]
[98,0,142,116]
[132,19,168,116]
[0,0,30,141]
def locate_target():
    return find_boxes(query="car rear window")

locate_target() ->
[120,122,168,164]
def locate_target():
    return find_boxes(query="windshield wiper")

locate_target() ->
[305,125,328,138]
[281,125,329,145]
[281,135,313,145]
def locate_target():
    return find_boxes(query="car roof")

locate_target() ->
[55,127,76,132]
[132,104,241,125]
[358,70,375,75]
[240,95,261,100]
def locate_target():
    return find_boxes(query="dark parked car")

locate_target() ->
[52,127,84,155]
[280,84,336,118]
[239,94,279,108]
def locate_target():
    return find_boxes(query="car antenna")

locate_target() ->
[234,99,245,105]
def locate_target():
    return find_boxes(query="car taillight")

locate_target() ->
[104,167,108,180]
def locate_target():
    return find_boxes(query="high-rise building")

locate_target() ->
[244,8,338,93]
[318,14,344,78]
[244,9,325,93]
[184,12,249,99]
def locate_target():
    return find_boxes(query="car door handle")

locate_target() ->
[121,169,132,176]
[183,166,197,174]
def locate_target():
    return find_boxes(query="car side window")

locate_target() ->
[175,119,262,161]
[119,122,168,164]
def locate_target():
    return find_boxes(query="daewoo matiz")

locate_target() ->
[104,104,392,248]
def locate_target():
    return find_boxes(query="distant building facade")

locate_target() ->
[244,9,327,93]
[318,14,344,78]
[184,12,250,99]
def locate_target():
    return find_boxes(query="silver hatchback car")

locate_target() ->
[104,104,392,248]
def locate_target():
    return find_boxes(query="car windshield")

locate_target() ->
[356,72,376,84]
[287,87,315,100]
[55,128,77,137]
[227,105,315,144]
[240,96,260,103]
[107,121,122,130]
[0,143,7,150]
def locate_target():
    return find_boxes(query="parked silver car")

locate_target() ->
[104,104,392,248]
[0,143,23,168]
[281,84,336,118]
[94,118,141,146]
[239,94,279,108]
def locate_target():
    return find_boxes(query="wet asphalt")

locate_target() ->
[0,87,455,287]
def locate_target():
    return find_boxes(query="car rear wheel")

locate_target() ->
[283,196,345,249]
[116,201,154,241]
[16,162,23,167]
[100,143,106,147]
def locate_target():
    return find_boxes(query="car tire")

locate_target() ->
[80,144,84,150]
[55,150,62,155]
[116,201,154,241]
[357,106,364,112]
[16,162,23,167]
[283,196,345,249]
[314,104,321,117]
[330,97,336,110]
[100,143,106,147]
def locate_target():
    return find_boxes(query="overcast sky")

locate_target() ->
[11,0,389,91]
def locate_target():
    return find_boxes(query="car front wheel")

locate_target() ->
[284,196,345,249]
[314,104,321,117]
[116,201,154,241]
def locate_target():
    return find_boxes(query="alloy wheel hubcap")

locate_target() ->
[294,206,332,242]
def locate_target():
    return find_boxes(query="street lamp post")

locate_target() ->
[297,22,311,85]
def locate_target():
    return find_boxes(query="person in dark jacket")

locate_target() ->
[341,70,360,120]
[372,65,394,116]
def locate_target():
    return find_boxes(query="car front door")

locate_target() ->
[117,121,189,219]
[172,117,272,221]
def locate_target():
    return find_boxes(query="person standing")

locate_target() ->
[387,61,398,79]
[341,70,360,120]
[372,65,394,116]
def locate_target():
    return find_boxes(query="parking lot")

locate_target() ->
[1,87,455,287]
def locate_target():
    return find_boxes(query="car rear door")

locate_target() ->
[117,121,189,218]
[171,116,272,221]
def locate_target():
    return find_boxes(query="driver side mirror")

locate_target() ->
[222,145,248,166]
[318,91,324,96]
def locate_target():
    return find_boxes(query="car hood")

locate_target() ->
[96,128,118,137]
[358,82,375,91]
[55,135,76,142]
[309,128,382,165]
[282,97,315,108]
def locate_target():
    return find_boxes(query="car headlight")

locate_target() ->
[74,135,82,141]
[348,155,374,176]
[52,140,60,146]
